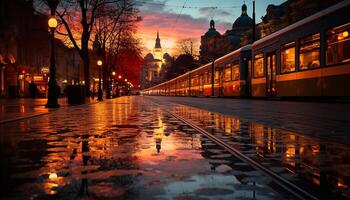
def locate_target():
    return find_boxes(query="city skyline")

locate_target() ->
[137,0,285,55]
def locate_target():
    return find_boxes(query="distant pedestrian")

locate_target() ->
[29,81,37,98]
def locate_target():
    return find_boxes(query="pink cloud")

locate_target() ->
[137,5,232,56]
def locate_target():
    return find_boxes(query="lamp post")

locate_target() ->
[97,59,103,101]
[117,75,122,96]
[111,71,116,97]
[124,78,128,95]
[252,0,256,42]
[46,15,60,108]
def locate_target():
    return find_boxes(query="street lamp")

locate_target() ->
[111,71,116,97]
[97,59,103,101]
[45,15,60,108]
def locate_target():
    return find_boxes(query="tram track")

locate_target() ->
[150,99,319,200]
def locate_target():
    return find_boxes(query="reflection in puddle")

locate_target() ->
[173,105,350,199]
[0,97,289,199]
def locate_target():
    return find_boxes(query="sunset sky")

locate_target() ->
[136,0,285,56]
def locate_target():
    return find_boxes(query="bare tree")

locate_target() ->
[94,5,140,97]
[175,38,200,57]
[34,0,139,95]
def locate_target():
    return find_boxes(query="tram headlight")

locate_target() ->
[343,31,349,38]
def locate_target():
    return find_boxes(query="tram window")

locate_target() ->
[253,54,264,78]
[281,42,296,73]
[207,71,211,84]
[232,63,240,81]
[191,78,195,86]
[326,23,350,65]
[193,76,199,86]
[215,70,219,81]
[224,64,231,81]
[299,34,320,70]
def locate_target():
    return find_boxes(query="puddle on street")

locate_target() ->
[170,104,350,199]
[0,97,291,199]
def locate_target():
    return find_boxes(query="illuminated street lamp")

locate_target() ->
[118,75,122,79]
[97,59,103,101]
[110,71,116,98]
[45,15,60,108]
[124,78,127,82]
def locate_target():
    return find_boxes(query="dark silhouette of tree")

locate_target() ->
[94,3,141,97]
[165,54,198,80]
[34,0,139,95]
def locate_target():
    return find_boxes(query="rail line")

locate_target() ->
[151,100,319,200]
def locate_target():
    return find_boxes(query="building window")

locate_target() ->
[326,23,350,65]
[299,33,320,70]
[281,42,296,73]
[224,64,231,81]
[253,54,264,78]
[232,62,240,80]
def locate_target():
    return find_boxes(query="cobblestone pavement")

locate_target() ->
[0,98,97,122]
[147,96,350,145]
[0,96,292,200]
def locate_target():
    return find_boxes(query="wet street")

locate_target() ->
[1,96,350,199]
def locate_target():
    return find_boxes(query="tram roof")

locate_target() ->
[253,0,350,47]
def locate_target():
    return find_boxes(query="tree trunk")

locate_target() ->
[83,54,90,96]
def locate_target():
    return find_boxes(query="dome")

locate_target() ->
[232,4,254,29]
[163,53,172,61]
[204,19,221,38]
[144,53,154,61]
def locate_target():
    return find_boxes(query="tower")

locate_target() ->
[153,31,163,61]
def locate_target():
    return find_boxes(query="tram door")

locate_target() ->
[266,52,277,97]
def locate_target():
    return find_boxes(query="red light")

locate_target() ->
[22,70,26,74]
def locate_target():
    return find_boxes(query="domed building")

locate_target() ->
[200,3,254,63]
[231,4,254,34]
[140,31,172,89]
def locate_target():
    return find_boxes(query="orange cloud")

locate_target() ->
[137,5,231,56]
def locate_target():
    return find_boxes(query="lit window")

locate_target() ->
[281,42,296,73]
[232,62,239,81]
[299,34,320,70]
[326,23,350,65]
[206,71,211,84]
[224,64,231,81]
[253,54,264,78]
[193,76,199,86]
[215,70,219,81]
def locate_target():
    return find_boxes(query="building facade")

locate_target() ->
[0,0,83,98]
[140,32,172,89]
[200,4,254,64]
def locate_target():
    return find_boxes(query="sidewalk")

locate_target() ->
[0,97,97,123]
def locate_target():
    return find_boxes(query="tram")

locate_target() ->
[142,1,350,98]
